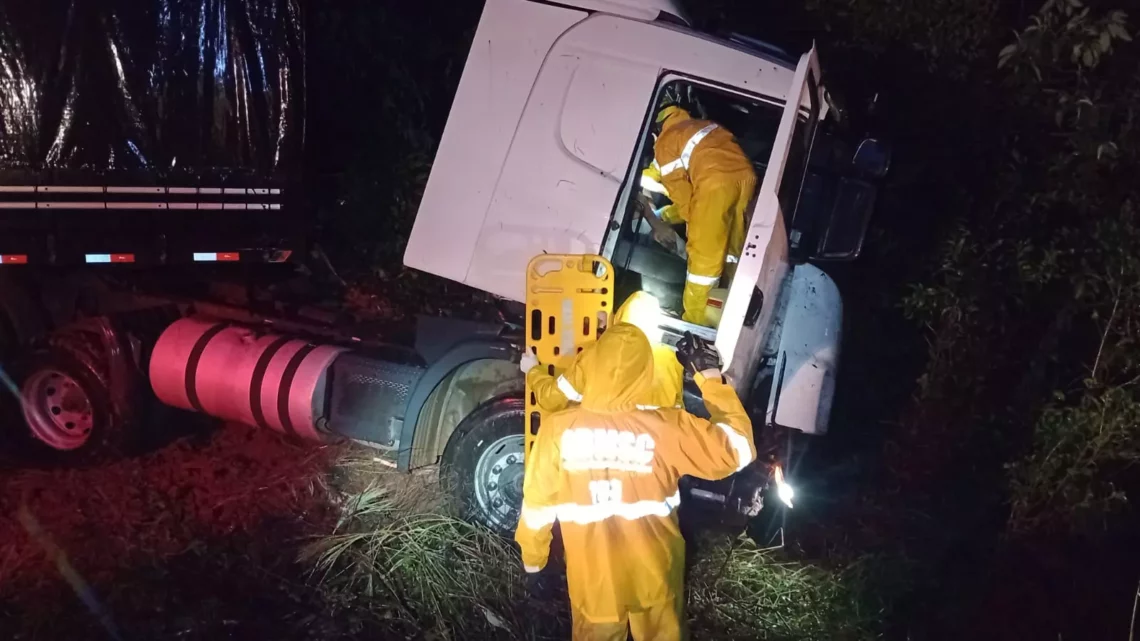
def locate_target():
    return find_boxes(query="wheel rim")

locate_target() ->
[21,369,95,451]
[473,434,526,531]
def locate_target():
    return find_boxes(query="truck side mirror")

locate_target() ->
[803,138,890,261]
[852,138,891,179]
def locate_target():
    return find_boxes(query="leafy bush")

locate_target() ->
[1008,387,1140,533]
[898,0,1140,534]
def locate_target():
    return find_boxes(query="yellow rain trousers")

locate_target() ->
[526,292,684,412]
[653,109,757,326]
[515,324,756,640]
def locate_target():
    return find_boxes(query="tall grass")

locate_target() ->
[306,456,887,640]
[301,465,566,640]
[688,535,886,640]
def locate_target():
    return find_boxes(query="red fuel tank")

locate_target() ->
[150,317,347,441]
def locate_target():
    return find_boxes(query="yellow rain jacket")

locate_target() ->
[516,324,756,639]
[526,292,684,411]
[654,107,757,325]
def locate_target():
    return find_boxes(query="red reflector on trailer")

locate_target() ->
[193,252,241,262]
[0,254,28,264]
[111,254,135,263]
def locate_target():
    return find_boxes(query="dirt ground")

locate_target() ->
[0,423,409,640]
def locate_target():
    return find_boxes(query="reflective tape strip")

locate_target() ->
[681,124,718,168]
[521,505,559,529]
[563,460,652,474]
[686,272,719,286]
[40,186,103,193]
[658,158,684,176]
[0,185,282,194]
[660,124,719,177]
[636,404,660,410]
[0,201,279,210]
[41,202,104,209]
[0,254,28,264]
[557,375,583,402]
[193,252,241,262]
[85,253,135,264]
[717,423,754,472]
[107,186,164,194]
[108,202,166,210]
[640,174,669,195]
[523,491,682,528]
[725,254,739,264]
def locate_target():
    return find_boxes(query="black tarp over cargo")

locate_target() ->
[0,0,306,266]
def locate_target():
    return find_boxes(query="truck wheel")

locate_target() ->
[440,395,526,537]
[13,349,117,465]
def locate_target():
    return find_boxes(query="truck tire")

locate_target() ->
[440,394,526,537]
[9,348,121,466]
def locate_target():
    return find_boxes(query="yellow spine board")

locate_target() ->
[524,255,614,459]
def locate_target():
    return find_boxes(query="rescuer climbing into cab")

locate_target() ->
[515,323,755,640]
[520,291,684,412]
[642,87,758,327]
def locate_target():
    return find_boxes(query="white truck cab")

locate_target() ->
[406,0,886,437]
[0,0,886,537]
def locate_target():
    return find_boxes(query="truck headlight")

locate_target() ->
[773,464,795,508]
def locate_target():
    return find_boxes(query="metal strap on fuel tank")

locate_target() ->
[276,344,318,438]
[248,335,293,431]
[184,323,228,413]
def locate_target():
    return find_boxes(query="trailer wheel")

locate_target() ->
[12,349,118,465]
[440,394,526,537]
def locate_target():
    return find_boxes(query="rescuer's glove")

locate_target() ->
[519,349,540,375]
[676,332,722,380]
[524,567,558,601]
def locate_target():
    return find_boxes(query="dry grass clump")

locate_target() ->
[303,452,566,639]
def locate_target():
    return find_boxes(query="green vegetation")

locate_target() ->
[295,0,1140,637]
[306,461,886,640]
[314,0,1140,638]
[303,482,533,640]
[688,537,888,640]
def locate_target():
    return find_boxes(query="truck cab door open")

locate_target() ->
[719,48,844,436]
[716,49,820,385]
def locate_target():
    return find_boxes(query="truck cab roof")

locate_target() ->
[404,0,806,303]
[538,0,689,23]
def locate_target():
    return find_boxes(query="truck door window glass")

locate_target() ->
[778,73,820,242]
[609,79,783,327]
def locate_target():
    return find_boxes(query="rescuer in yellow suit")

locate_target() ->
[647,106,757,326]
[515,324,755,640]
[520,291,684,412]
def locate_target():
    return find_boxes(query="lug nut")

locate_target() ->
[492,465,502,474]
[507,455,517,464]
